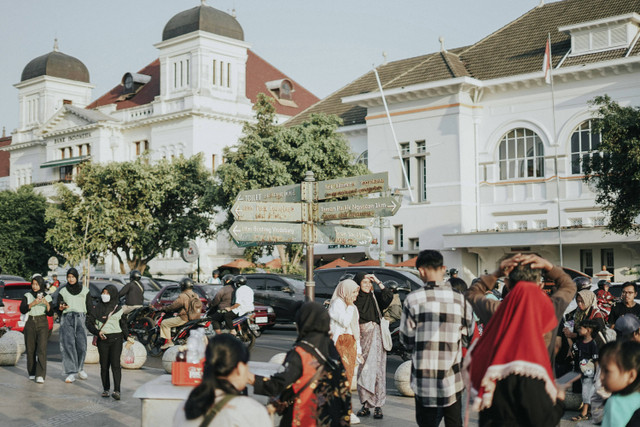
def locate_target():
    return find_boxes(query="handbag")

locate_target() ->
[268,365,325,415]
[372,293,393,351]
[92,307,117,346]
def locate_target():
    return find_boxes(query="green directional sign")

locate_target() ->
[315,224,373,246]
[232,201,303,222]
[229,221,303,246]
[316,196,400,222]
[236,184,301,203]
[316,172,388,200]
[328,218,375,228]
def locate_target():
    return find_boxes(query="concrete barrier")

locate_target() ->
[121,341,148,369]
[394,360,414,397]
[4,330,26,354]
[0,330,24,366]
[162,346,181,373]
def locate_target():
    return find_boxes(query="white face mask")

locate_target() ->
[101,294,111,303]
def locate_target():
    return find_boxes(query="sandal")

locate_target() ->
[571,414,591,421]
[356,406,370,417]
[374,407,383,419]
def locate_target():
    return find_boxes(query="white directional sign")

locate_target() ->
[315,224,373,246]
[232,201,303,222]
[230,221,304,245]
[236,184,301,203]
[316,196,400,222]
[316,172,388,200]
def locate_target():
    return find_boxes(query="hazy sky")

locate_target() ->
[0,0,553,134]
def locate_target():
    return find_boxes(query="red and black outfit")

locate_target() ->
[465,281,565,426]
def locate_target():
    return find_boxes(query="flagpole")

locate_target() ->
[548,33,564,266]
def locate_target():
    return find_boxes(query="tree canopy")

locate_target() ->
[0,186,56,277]
[213,94,369,271]
[46,154,217,273]
[583,95,640,235]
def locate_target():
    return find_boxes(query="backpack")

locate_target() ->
[186,292,203,320]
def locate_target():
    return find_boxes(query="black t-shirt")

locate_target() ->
[609,302,640,326]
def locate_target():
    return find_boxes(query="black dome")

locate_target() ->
[162,5,244,41]
[21,50,90,83]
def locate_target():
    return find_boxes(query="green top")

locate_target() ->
[25,293,52,316]
[95,308,124,335]
[59,286,89,314]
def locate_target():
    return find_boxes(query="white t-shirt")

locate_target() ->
[232,285,254,316]
[329,297,362,354]
[173,392,272,427]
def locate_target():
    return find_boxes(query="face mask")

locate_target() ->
[101,294,111,303]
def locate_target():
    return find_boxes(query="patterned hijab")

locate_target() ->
[574,289,598,325]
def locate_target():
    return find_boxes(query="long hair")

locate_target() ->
[184,334,250,420]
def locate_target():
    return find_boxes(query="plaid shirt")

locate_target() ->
[400,282,474,407]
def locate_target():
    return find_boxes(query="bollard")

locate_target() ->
[121,340,148,369]
[394,360,414,397]
[162,346,181,373]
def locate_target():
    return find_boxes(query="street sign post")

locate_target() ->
[232,201,304,222]
[316,196,400,222]
[316,172,388,200]
[236,184,301,203]
[229,221,304,245]
[315,224,373,246]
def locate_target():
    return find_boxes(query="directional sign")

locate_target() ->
[317,172,388,200]
[236,184,301,203]
[328,218,375,227]
[232,201,303,222]
[230,221,303,245]
[315,224,373,246]
[316,196,400,222]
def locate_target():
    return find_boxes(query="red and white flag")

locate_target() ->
[542,37,552,84]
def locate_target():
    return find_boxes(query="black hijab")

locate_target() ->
[65,268,82,295]
[29,276,46,297]
[93,285,120,319]
[295,302,332,361]
[353,272,381,324]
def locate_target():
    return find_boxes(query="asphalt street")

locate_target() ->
[0,324,585,426]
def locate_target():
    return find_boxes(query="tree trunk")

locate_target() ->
[276,245,290,274]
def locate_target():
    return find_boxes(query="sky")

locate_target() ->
[0,0,556,135]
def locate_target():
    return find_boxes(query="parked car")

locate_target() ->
[0,274,26,282]
[314,266,422,302]
[89,273,162,303]
[1,281,54,332]
[243,274,305,324]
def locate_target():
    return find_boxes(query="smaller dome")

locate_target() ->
[162,4,244,41]
[21,49,90,83]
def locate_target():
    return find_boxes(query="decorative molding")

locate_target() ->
[563,206,601,213]
[492,210,547,217]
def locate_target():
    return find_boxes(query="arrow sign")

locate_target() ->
[232,201,303,222]
[315,224,373,246]
[230,221,304,245]
[236,184,301,203]
[317,172,388,200]
[316,196,400,222]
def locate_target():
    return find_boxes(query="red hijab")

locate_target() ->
[465,281,558,410]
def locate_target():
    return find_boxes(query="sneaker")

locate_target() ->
[36,377,44,384]
[65,375,76,383]
[101,390,110,398]
[350,413,361,424]
[77,370,88,380]
[160,341,174,350]
[111,391,121,401]
[28,376,35,380]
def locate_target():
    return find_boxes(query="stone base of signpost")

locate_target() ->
[162,346,181,373]
[394,360,414,397]
[0,330,25,366]
[85,336,99,364]
[121,341,148,369]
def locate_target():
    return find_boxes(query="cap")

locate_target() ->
[614,314,640,335]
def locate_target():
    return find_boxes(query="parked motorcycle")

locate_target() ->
[126,306,156,346]
[389,320,411,361]
[146,312,213,357]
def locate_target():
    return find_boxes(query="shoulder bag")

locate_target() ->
[92,306,117,346]
[372,294,393,352]
[199,394,237,427]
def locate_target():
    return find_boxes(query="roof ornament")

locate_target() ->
[201,0,206,5]
[231,8,237,18]
[53,38,59,52]
[439,36,447,53]
[382,51,388,65]
[538,0,544,7]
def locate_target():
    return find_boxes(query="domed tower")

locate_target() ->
[14,40,93,131]
[155,0,250,103]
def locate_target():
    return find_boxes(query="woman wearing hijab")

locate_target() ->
[20,275,53,383]
[252,302,351,427]
[564,290,606,343]
[353,272,393,419]
[87,285,129,400]
[57,267,91,384]
[465,266,566,426]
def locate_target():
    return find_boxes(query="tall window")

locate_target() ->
[580,249,593,277]
[571,119,601,175]
[601,249,614,275]
[395,225,404,250]
[356,150,368,167]
[135,140,149,157]
[416,141,427,201]
[173,58,190,89]
[400,142,410,187]
[498,128,544,180]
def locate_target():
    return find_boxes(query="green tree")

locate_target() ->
[213,94,369,272]
[0,186,57,277]
[583,95,640,235]
[46,154,217,273]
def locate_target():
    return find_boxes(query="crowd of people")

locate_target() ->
[6,252,640,426]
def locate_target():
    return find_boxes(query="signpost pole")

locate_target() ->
[378,217,386,267]
[302,171,316,302]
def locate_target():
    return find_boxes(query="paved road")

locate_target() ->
[0,324,584,426]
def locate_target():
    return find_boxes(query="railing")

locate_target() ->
[32,178,73,188]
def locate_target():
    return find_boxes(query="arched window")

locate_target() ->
[356,150,368,167]
[498,128,544,180]
[570,119,601,175]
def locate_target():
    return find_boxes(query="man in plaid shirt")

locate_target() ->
[400,250,475,427]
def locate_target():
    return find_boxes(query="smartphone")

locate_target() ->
[556,371,581,386]
[37,292,43,299]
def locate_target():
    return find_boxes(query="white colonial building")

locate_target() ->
[2,2,318,278]
[292,0,640,282]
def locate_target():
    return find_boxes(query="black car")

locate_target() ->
[313,267,423,302]
[243,273,305,324]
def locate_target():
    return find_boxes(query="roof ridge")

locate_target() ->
[441,51,460,78]
[381,53,442,89]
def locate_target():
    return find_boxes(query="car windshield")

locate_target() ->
[283,276,305,290]
[3,285,31,300]
[140,277,162,292]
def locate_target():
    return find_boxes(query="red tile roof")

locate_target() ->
[86,51,318,117]
[0,135,11,177]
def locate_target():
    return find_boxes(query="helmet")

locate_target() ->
[385,280,400,292]
[449,268,459,276]
[212,269,220,277]
[222,274,235,286]
[130,269,142,281]
[573,276,592,291]
[180,277,195,291]
[235,275,247,287]
[597,279,609,290]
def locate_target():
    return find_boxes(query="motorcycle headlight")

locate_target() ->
[266,307,274,314]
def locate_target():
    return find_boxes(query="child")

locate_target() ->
[572,319,600,421]
[596,280,614,320]
[600,340,640,427]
